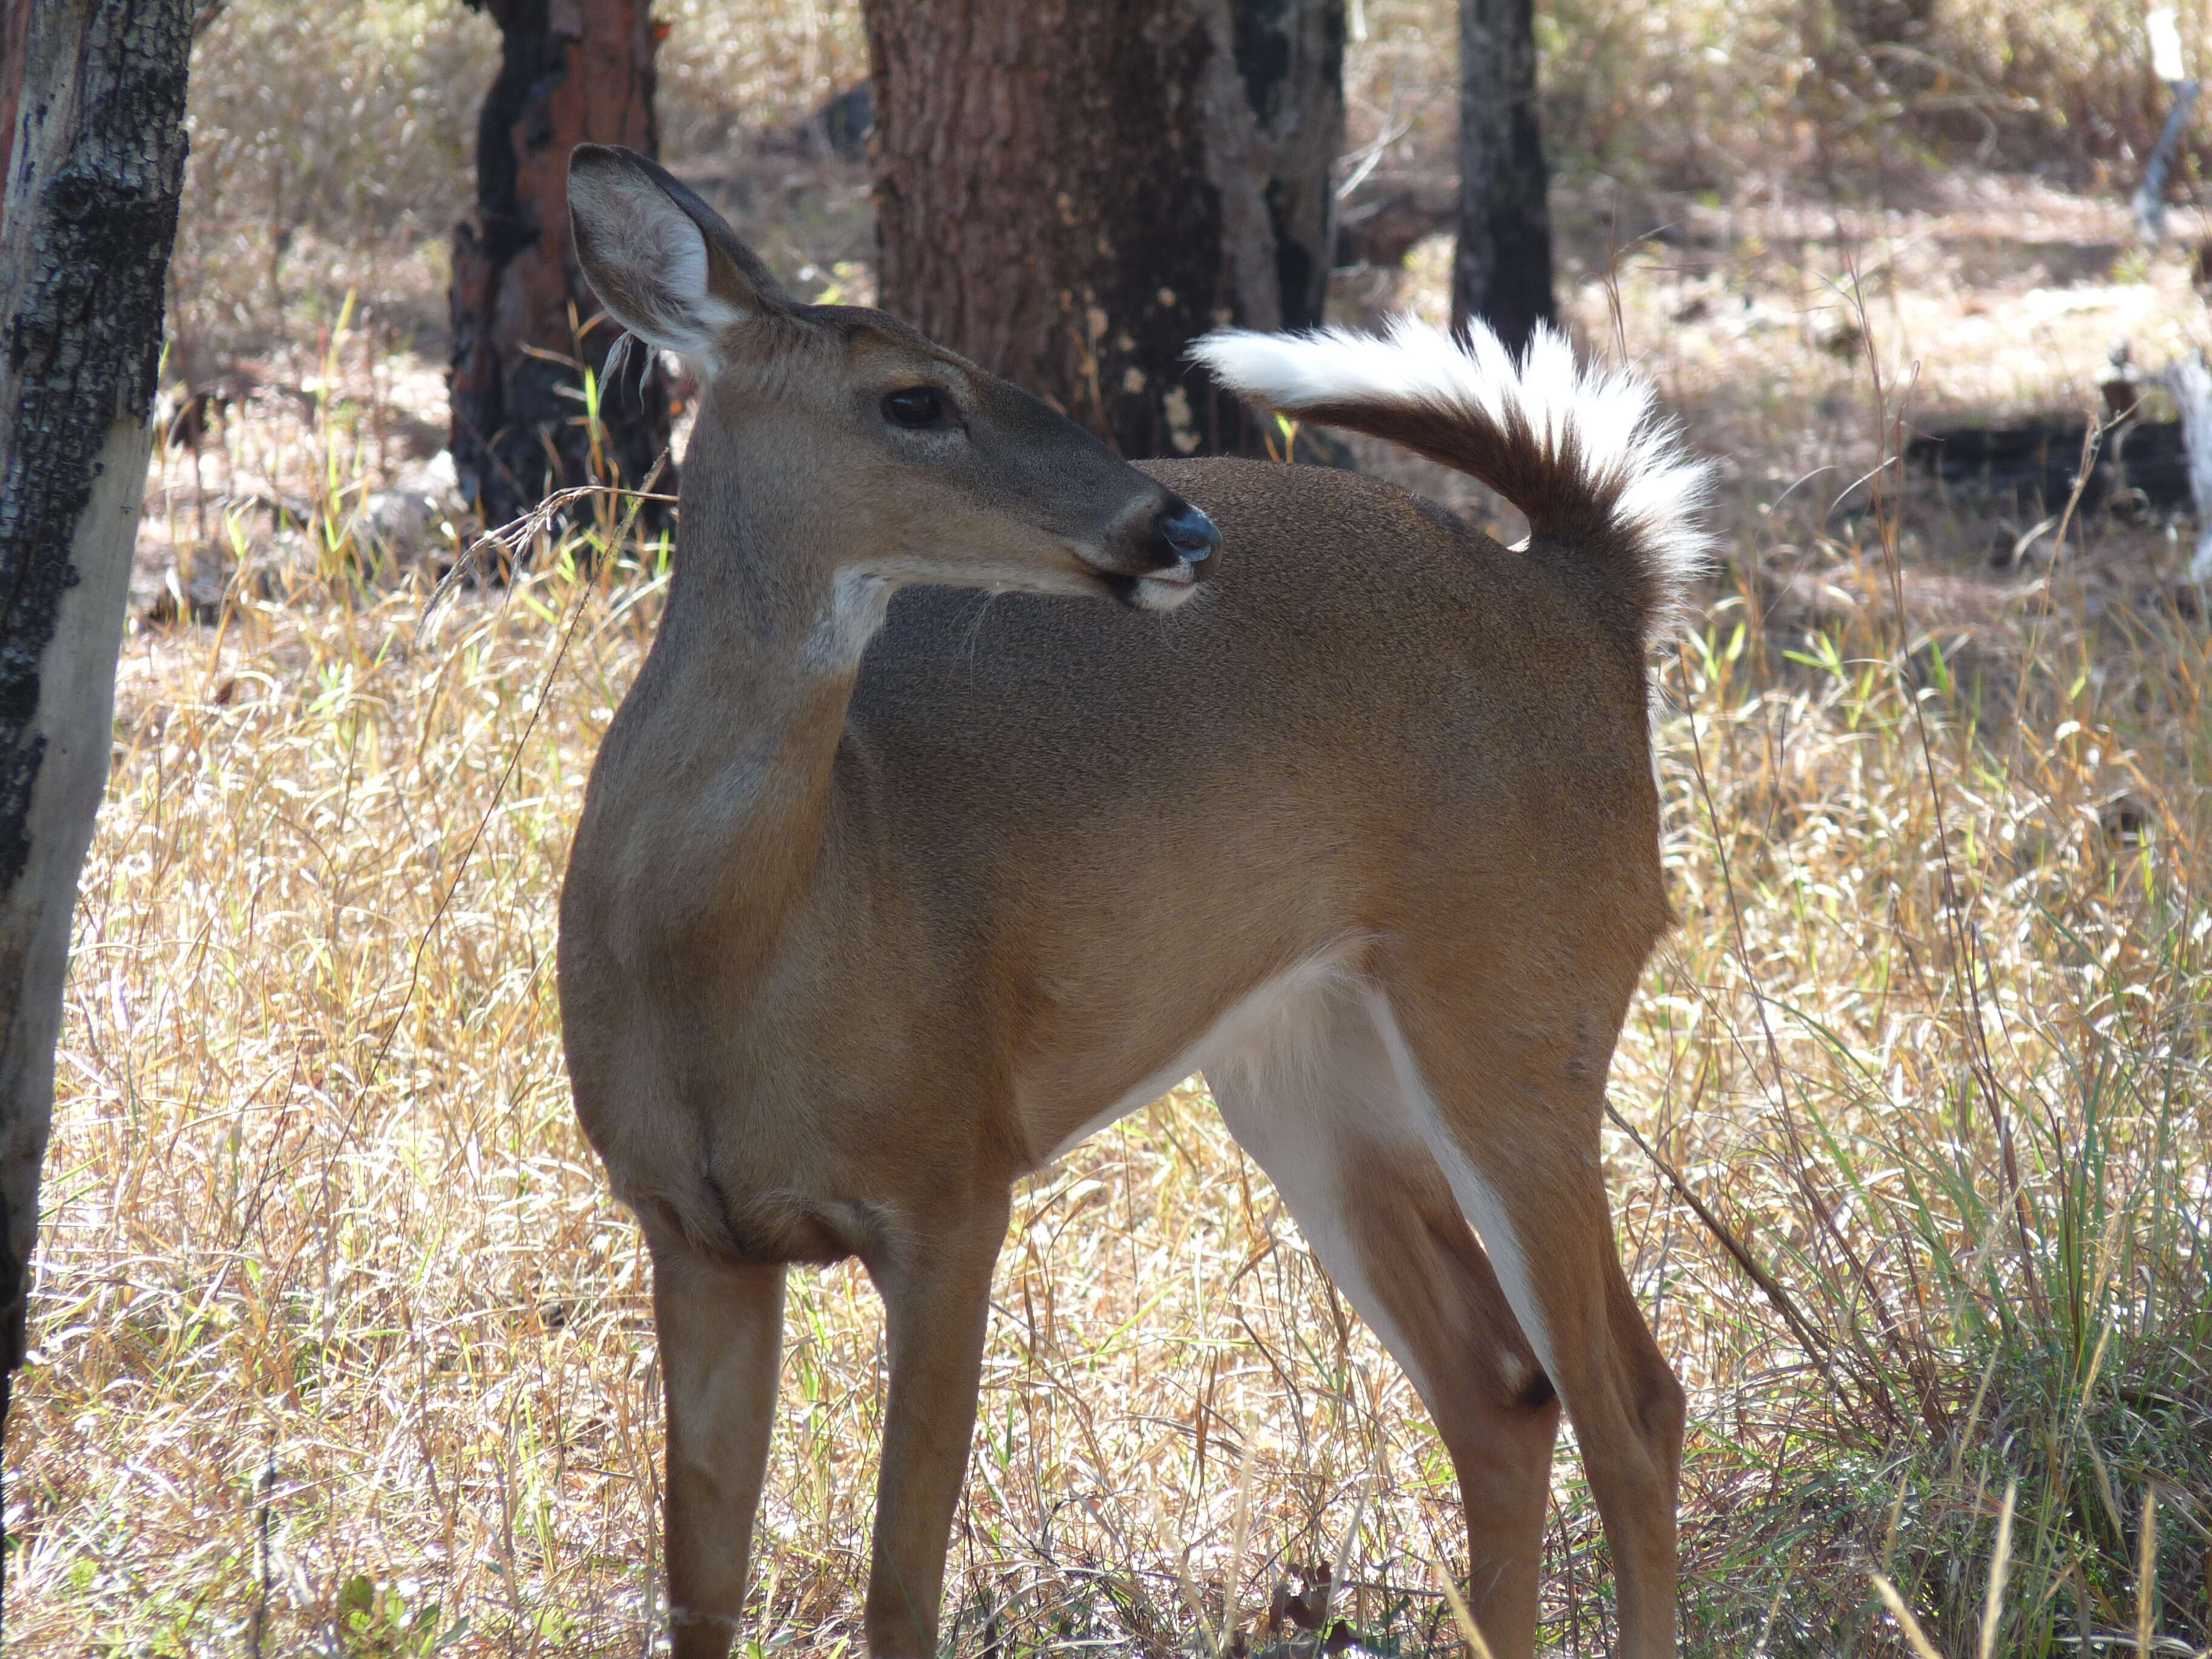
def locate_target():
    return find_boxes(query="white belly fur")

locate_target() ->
[1035,951,1362,1164]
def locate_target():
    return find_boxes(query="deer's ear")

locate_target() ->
[568,144,795,363]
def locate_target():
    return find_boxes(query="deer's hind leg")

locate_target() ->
[1371,975,1684,1659]
[1207,977,1561,1659]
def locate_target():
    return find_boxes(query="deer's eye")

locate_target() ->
[882,387,948,429]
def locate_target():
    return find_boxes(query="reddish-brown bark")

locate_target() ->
[865,0,1342,460]
[0,0,31,201]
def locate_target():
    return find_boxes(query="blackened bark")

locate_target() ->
[1234,0,1344,332]
[1453,0,1555,354]
[865,0,1342,460]
[451,0,671,531]
[0,0,194,1627]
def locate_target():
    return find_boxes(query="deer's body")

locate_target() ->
[566,458,1664,1253]
[558,146,1707,1659]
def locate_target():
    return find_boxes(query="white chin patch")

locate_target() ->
[1130,573,1202,611]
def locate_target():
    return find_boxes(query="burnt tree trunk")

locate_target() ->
[0,1,27,193]
[1235,0,1344,334]
[0,0,193,1624]
[865,0,1342,460]
[1453,0,1554,352]
[451,0,671,531]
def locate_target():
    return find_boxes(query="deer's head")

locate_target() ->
[568,144,1218,614]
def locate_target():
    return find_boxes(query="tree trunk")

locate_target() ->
[451,0,671,532]
[0,1,29,195]
[1234,0,1344,334]
[865,0,1342,461]
[0,0,193,1624]
[1453,0,1554,354]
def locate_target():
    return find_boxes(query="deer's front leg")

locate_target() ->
[649,1232,786,1659]
[862,1196,1011,1657]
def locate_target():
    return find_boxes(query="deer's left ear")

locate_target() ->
[568,144,796,363]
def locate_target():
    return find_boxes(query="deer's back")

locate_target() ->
[848,457,1662,886]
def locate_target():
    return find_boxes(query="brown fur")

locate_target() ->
[558,145,1687,1659]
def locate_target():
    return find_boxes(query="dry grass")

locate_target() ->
[1349,0,2212,195]
[10,543,1506,1654]
[170,0,2212,373]
[8,2,2212,1655]
[170,0,874,371]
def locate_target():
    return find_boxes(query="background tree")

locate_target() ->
[0,0,193,1623]
[451,0,672,529]
[1453,0,1554,352]
[863,0,1343,460]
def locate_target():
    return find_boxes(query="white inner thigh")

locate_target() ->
[1204,965,1434,1386]
[1366,989,1563,1392]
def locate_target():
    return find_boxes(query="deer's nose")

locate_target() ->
[1155,500,1220,567]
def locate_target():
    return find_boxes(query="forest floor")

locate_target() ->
[5,112,2209,1659]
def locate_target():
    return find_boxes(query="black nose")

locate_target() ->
[1156,500,1220,566]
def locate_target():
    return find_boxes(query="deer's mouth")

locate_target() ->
[1099,564,1204,612]
[1087,496,1216,611]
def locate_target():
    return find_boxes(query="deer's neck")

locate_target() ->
[607,428,892,955]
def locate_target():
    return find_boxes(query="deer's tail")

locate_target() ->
[1192,315,1713,642]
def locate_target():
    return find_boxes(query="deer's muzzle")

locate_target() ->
[1155,500,1220,568]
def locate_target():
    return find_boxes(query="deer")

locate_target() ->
[557,142,1712,1659]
